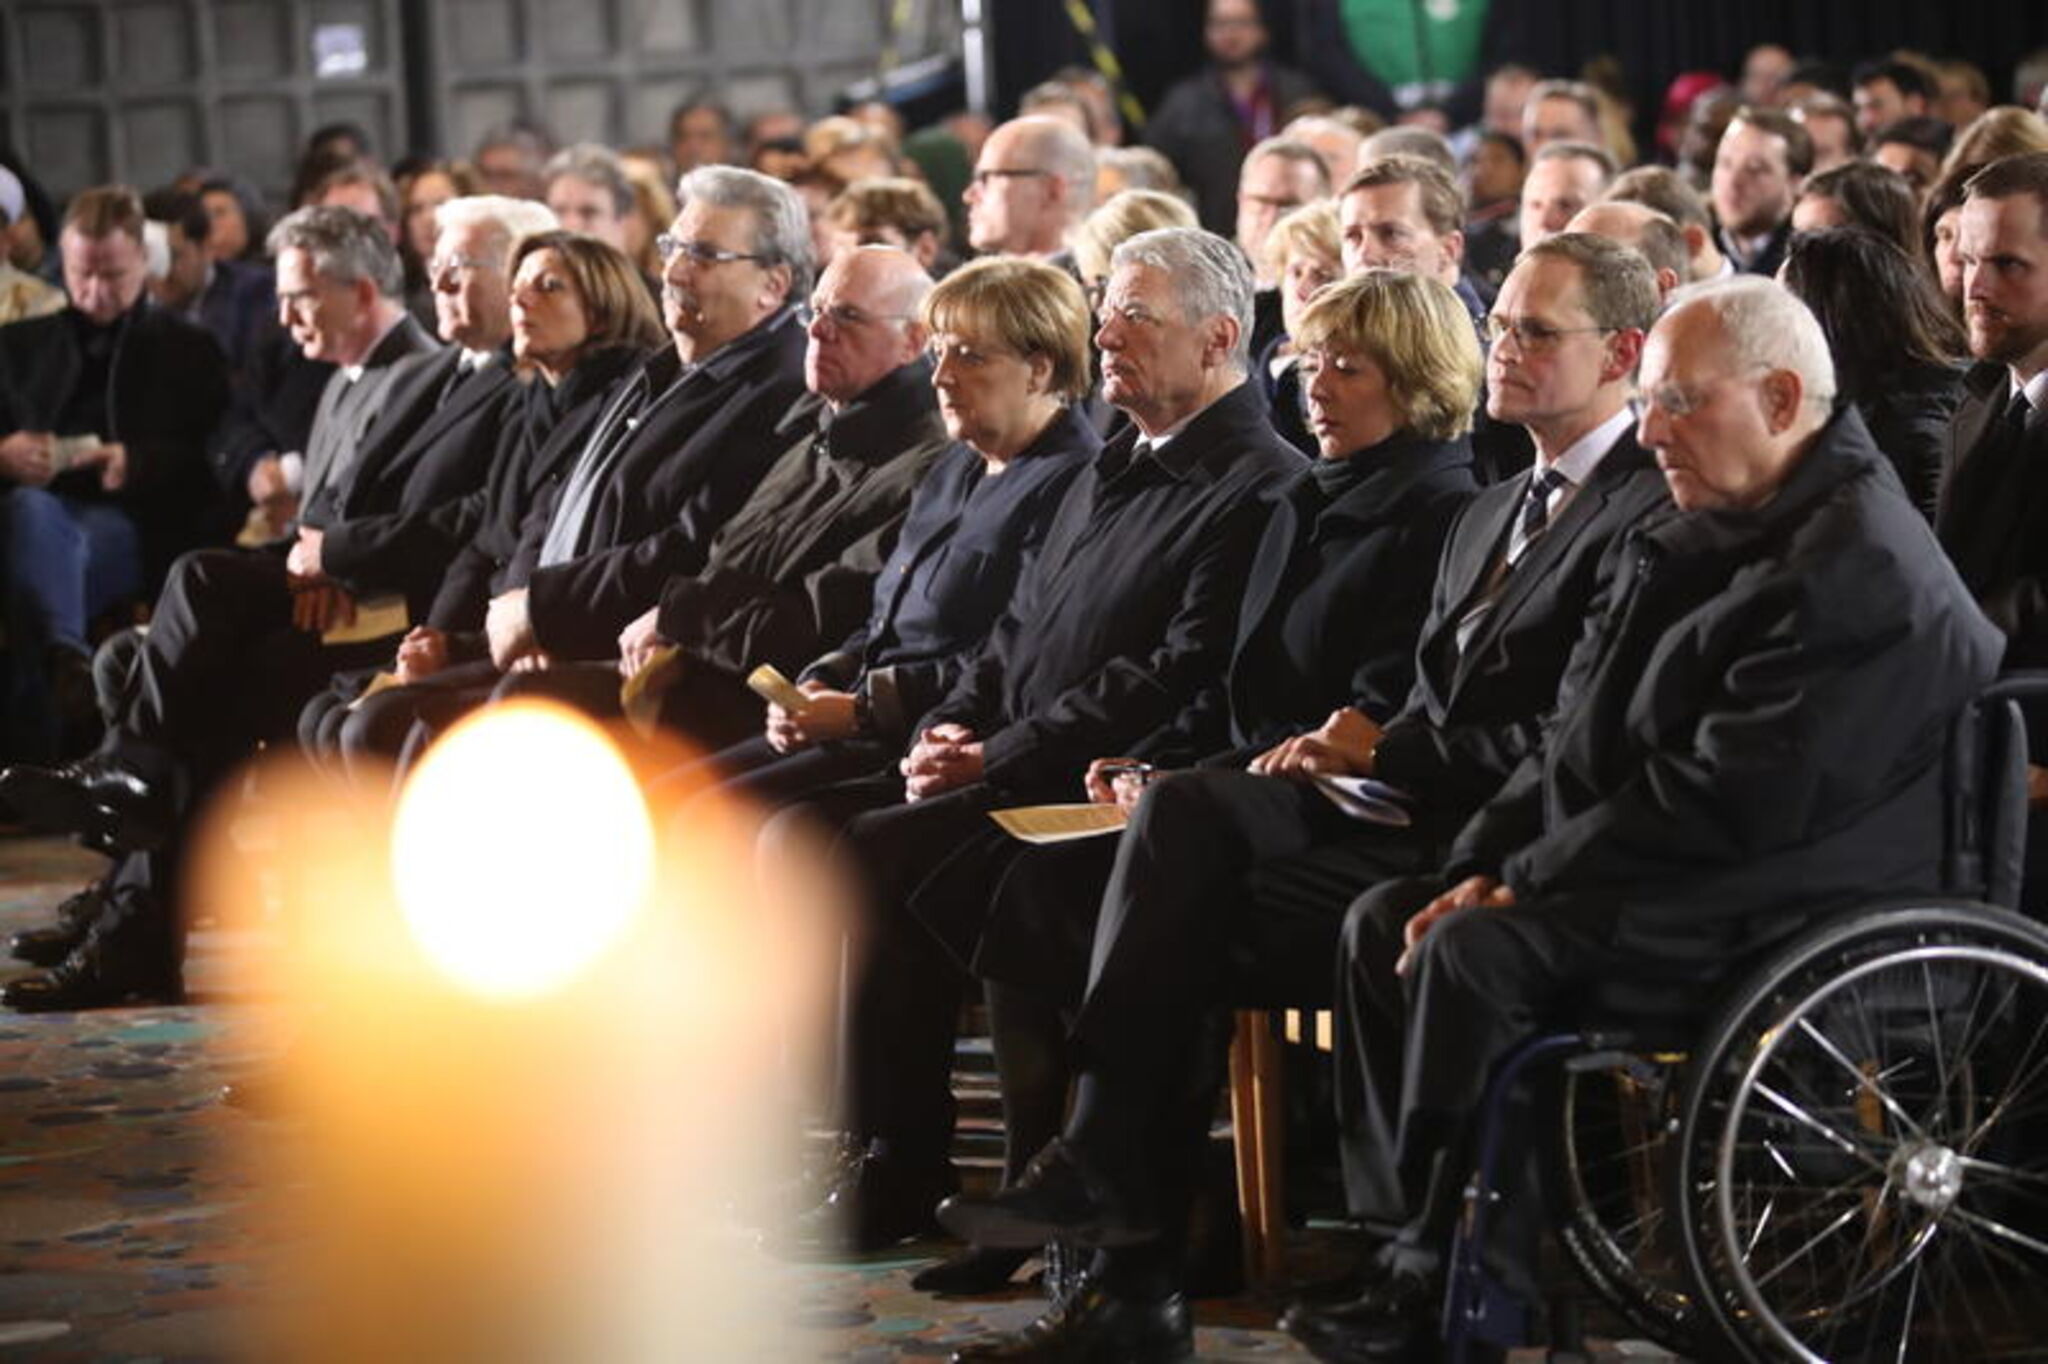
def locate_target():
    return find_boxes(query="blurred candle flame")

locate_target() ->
[391,701,654,999]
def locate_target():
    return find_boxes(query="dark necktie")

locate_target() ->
[1520,465,1568,542]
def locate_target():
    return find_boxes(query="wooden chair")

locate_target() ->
[1228,1007,1333,1284]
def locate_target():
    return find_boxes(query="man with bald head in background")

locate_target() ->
[963,115,1097,270]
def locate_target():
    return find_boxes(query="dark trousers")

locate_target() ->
[1336,876,1619,1287]
[764,775,998,1165]
[97,547,395,930]
[991,770,1420,1287]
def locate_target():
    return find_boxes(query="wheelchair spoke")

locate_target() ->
[1750,1079,1891,1174]
[1960,1012,2048,1153]
[1941,1202,2048,1264]
[1793,1014,1931,1142]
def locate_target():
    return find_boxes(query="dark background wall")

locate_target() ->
[995,0,2048,138]
[8,1,2048,204]
[0,0,953,201]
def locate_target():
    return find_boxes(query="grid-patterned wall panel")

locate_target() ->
[2,0,958,203]
[430,0,944,158]
[0,0,407,201]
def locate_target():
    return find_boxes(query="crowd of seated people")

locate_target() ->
[3,10,2048,1359]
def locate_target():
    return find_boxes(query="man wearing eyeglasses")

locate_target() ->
[0,198,549,1009]
[492,245,951,755]
[317,167,811,771]
[963,115,1097,267]
[475,166,810,679]
[1287,273,2001,1363]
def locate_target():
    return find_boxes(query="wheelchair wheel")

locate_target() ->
[1549,1048,1707,1355]
[1676,903,2048,1362]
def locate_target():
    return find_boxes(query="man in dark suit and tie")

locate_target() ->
[935,234,1668,1361]
[1938,150,2048,903]
[0,198,546,1009]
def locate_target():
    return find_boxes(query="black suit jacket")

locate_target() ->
[427,345,644,636]
[1938,363,2048,673]
[924,378,1305,796]
[1450,406,2004,971]
[1369,427,1670,833]
[522,310,809,658]
[0,298,231,574]
[313,348,524,617]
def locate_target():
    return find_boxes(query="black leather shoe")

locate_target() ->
[1,897,182,1013]
[910,1243,1035,1294]
[950,1276,1192,1362]
[1278,1271,1440,1364]
[785,1144,959,1253]
[0,754,169,854]
[936,1138,1155,1249]
[8,883,108,967]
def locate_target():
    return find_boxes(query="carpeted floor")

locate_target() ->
[0,833,1683,1362]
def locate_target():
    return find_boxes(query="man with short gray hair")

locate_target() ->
[1288,276,2001,1359]
[480,164,812,669]
[780,226,1301,1289]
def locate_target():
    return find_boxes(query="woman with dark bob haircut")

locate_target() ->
[1781,226,1966,521]
[930,269,1484,1310]
[298,230,666,771]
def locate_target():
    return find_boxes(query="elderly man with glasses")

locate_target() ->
[484,244,955,753]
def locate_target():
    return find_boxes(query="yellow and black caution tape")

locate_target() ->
[1062,0,1146,131]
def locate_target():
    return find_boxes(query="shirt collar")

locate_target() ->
[1536,405,1635,488]
[341,314,408,383]
[2010,368,2048,414]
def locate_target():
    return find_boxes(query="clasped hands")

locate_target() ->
[900,723,984,801]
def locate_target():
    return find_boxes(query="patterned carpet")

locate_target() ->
[0,833,1682,1363]
[0,835,1328,1362]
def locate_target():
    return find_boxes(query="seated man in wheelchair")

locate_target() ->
[1279,276,2008,1362]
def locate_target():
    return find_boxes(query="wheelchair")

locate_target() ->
[1443,674,2048,1363]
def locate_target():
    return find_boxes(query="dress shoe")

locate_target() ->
[936,1138,1154,1249]
[2,894,182,1012]
[1278,1270,1441,1364]
[910,1242,1034,1294]
[0,754,169,854]
[950,1275,1192,1362]
[785,1144,959,1253]
[9,883,108,967]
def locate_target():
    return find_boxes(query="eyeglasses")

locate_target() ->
[655,234,772,267]
[429,253,491,281]
[799,300,911,331]
[1485,315,1613,353]
[969,168,1051,188]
